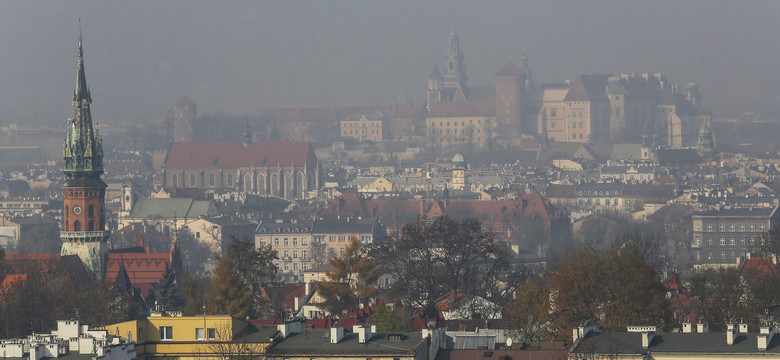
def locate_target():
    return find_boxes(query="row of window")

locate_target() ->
[697,237,763,247]
[158,326,215,341]
[578,190,621,196]
[431,119,483,127]
[282,249,308,259]
[578,198,623,206]
[698,250,745,262]
[696,223,766,232]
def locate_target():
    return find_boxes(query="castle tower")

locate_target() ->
[443,29,467,92]
[427,65,443,111]
[607,76,626,141]
[451,153,467,191]
[243,118,253,148]
[494,62,526,136]
[173,96,196,143]
[61,26,110,280]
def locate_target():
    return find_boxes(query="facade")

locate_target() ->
[340,111,385,142]
[451,153,467,191]
[60,30,110,280]
[599,165,660,183]
[162,141,319,200]
[110,315,276,360]
[256,218,385,283]
[426,96,496,150]
[691,206,780,267]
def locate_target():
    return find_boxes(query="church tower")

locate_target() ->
[61,26,109,280]
[451,153,468,191]
[443,29,467,95]
[427,65,443,111]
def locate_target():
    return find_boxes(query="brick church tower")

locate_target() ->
[60,26,109,279]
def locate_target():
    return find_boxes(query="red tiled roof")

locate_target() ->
[563,74,610,102]
[428,94,496,117]
[165,141,317,169]
[105,253,170,296]
[666,272,682,291]
[5,253,61,273]
[174,96,196,106]
[494,62,524,76]
[740,257,777,279]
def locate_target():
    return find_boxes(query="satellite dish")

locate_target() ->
[359,303,364,309]
[506,338,513,347]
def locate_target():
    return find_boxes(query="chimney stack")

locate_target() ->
[727,323,735,345]
[683,322,693,333]
[697,321,709,333]
[330,325,345,344]
[759,322,775,351]
[740,321,749,333]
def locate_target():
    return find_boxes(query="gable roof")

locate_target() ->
[174,96,196,106]
[105,252,171,299]
[165,142,317,169]
[564,74,610,102]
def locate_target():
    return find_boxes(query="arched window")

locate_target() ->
[244,173,253,193]
[171,174,178,187]
[284,172,293,199]
[88,205,94,217]
[209,174,215,187]
[257,174,266,195]
[190,174,196,187]
[296,172,305,199]
[88,220,94,231]
[271,173,279,197]
[74,221,81,232]
[227,173,233,187]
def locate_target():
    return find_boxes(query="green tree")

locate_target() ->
[368,305,412,333]
[205,257,252,318]
[177,227,217,276]
[225,236,278,318]
[317,237,379,316]
[155,264,182,311]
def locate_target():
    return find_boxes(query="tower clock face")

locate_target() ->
[73,206,82,215]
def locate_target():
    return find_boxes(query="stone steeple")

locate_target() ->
[63,22,103,179]
[60,23,109,280]
[443,28,467,90]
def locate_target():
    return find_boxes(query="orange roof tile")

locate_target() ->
[428,94,496,117]
[563,74,610,102]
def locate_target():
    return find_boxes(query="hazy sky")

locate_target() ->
[1,1,778,127]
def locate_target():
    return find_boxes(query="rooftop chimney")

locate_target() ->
[697,321,709,333]
[641,332,655,349]
[330,325,345,344]
[740,322,749,334]
[727,323,735,345]
[758,322,775,351]
[682,322,693,333]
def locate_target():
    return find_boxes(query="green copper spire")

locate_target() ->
[63,22,103,179]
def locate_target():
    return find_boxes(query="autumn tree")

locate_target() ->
[316,237,379,316]
[205,257,252,319]
[505,276,551,343]
[546,236,670,338]
[181,273,210,316]
[376,216,510,311]
[225,237,278,317]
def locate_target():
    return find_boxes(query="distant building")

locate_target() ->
[162,141,319,200]
[691,206,780,267]
[340,111,386,142]
[172,96,196,143]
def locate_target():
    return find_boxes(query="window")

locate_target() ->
[695,236,701,246]
[190,174,196,187]
[729,225,735,232]
[284,238,289,246]
[302,250,308,259]
[707,224,713,232]
[340,248,345,256]
[740,238,746,246]
[302,238,308,246]
[172,174,178,187]
[729,238,735,246]
[274,238,280,246]
[751,224,756,231]
[740,224,745,232]
[720,238,725,246]
[719,224,725,232]
[750,238,755,245]
[551,109,557,117]
[721,251,726,260]
[160,326,173,341]
[209,174,215,187]
[293,251,298,259]
[88,205,94,217]
[227,174,233,187]
[707,238,713,246]
[283,250,289,258]
[696,224,701,231]
[761,224,766,231]
[196,328,215,340]
[339,236,346,242]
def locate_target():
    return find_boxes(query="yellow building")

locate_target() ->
[340,111,385,142]
[109,315,277,360]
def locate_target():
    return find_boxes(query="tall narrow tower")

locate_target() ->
[61,26,109,280]
[443,29,467,91]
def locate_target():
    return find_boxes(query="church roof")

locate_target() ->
[165,141,317,169]
[563,74,610,102]
[494,62,524,76]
